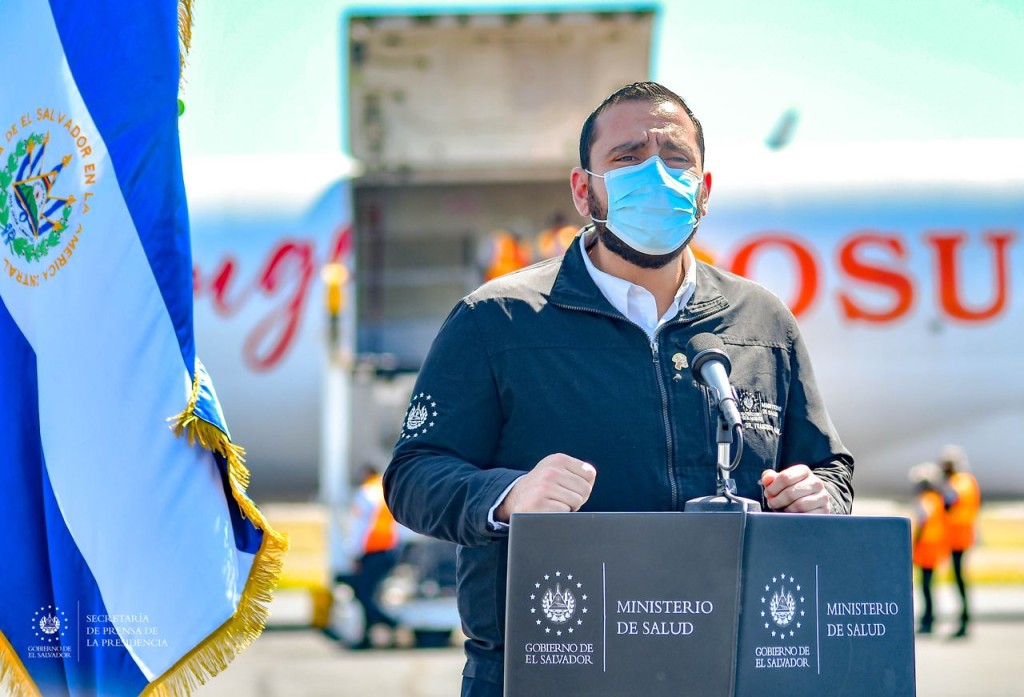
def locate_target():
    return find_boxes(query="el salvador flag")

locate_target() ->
[0,2,286,695]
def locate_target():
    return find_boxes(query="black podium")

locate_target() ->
[504,512,915,696]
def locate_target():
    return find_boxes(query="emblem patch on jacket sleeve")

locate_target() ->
[736,389,781,436]
[400,392,437,439]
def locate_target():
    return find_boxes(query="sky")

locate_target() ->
[178,0,1024,158]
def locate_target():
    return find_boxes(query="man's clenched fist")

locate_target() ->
[495,453,597,523]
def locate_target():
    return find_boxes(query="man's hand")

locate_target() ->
[495,454,597,523]
[761,465,832,514]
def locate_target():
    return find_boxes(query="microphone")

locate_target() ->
[682,333,759,512]
[685,333,742,431]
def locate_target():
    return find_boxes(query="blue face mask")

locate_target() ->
[587,155,703,256]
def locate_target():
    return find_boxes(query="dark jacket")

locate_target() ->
[384,235,854,683]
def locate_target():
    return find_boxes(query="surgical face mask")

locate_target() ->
[587,155,702,256]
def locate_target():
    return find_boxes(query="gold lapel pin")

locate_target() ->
[672,352,688,371]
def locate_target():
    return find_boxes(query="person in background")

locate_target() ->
[348,465,400,649]
[909,461,950,635]
[534,213,579,260]
[939,445,981,638]
[482,228,532,281]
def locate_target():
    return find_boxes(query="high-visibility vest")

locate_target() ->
[361,475,399,554]
[484,232,531,281]
[912,489,950,570]
[946,472,981,552]
[691,242,715,265]
[536,225,578,259]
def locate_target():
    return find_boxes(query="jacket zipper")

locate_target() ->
[665,305,727,507]
[548,300,684,507]
[550,300,722,510]
[647,335,678,508]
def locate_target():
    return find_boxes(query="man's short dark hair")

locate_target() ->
[579,82,705,171]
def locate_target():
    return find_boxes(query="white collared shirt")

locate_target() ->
[579,229,697,339]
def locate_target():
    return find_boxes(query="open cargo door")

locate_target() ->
[345,7,657,368]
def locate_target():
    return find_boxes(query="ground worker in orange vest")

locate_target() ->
[483,229,531,281]
[939,445,981,638]
[348,465,401,649]
[534,214,580,260]
[909,461,950,635]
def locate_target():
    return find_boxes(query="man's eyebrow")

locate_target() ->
[661,140,696,157]
[605,138,696,158]
[606,139,647,157]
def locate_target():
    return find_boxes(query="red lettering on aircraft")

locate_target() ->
[195,225,1014,373]
[209,256,247,315]
[728,229,1015,324]
[194,225,352,371]
[729,233,820,318]
[329,224,352,262]
[837,232,914,323]
[241,240,315,371]
[925,230,1015,323]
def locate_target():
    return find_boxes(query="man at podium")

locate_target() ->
[384,82,855,697]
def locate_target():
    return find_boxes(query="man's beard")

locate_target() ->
[586,188,690,270]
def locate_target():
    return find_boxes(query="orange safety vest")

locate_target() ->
[536,225,578,259]
[484,233,531,281]
[361,475,399,554]
[912,489,950,570]
[690,242,715,265]
[946,472,980,552]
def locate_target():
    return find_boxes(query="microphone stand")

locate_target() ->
[685,400,761,513]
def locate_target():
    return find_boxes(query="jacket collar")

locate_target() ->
[549,226,729,321]
[685,263,731,321]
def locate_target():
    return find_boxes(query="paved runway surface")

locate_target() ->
[199,585,1024,697]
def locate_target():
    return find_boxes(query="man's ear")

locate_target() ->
[570,167,590,217]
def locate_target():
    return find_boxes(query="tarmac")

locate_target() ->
[195,500,1024,696]
[197,585,1024,697]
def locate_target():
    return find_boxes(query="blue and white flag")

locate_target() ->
[0,2,286,695]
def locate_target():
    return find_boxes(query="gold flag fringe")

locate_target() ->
[163,5,289,693]
[142,533,286,696]
[145,365,288,696]
[5,6,270,691]
[0,630,42,697]
[1,378,286,697]
[178,0,194,89]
